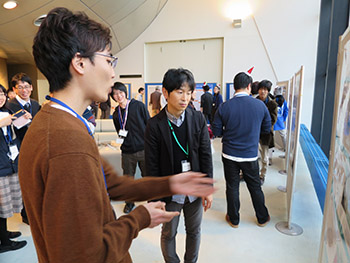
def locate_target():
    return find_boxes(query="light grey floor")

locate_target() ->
[1,139,322,262]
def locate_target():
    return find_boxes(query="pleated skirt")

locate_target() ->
[0,173,23,218]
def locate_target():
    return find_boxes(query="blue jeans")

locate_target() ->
[222,157,269,225]
[161,197,203,263]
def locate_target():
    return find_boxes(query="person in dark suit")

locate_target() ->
[7,73,41,143]
[6,73,41,225]
[200,84,213,124]
[145,68,213,263]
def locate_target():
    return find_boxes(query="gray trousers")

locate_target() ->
[121,150,146,177]
[121,150,146,204]
[161,197,203,263]
[259,144,269,179]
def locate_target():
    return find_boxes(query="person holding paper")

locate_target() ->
[0,84,27,253]
[7,73,41,142]
[19,7,214,263]
[110,82,150,213]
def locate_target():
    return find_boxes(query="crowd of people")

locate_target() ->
[0,7,289,263]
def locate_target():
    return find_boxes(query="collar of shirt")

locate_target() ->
[165,106,186,127]
[50,104,95,134]
[16,95,31,106]
[234,91,249,97]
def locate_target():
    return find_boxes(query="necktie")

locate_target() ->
[24,103,31,112]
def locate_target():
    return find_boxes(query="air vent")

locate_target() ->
[34,15,47,27]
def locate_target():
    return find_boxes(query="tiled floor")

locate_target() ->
[1,139,323,262]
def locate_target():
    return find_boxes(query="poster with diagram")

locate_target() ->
[320,27,350,263]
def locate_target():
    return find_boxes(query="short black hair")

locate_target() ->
[258,80,272,92]
[251,81,259,95]
[11,73,32,88]
[110,82,127,102]
[275,95,285,107]
[233,72,252,91]
[203,85,210,91]
[162,68,195,94]
[138,87,144,93]
[33,7,112,93]
[0,84,6,109]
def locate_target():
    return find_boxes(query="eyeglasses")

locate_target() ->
[15,85,31,90]
[94,53,118,68]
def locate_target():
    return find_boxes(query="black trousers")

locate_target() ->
[222,157,269,225]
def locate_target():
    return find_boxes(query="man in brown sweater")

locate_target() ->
[18,8,214,263]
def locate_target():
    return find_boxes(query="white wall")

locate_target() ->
[114,0,320,128]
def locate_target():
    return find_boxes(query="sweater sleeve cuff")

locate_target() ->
[131,205,151,230]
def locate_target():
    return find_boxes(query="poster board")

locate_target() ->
[286,66,304,224]
[193,82,215,110]
[226,83,234,100]
[145,83,162,113]
[284,76,295,174]
[319,27,350,263]
[276,80,289,103]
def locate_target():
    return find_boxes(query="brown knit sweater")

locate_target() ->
[18,105,172,263]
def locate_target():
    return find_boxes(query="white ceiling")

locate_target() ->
[0,0,168,65]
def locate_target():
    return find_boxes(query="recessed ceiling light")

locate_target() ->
[3,1,18,10]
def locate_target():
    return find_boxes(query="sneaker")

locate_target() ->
[257,216,270,227]
[7,231,21,239]
[123,203,135,214]
[0,240,27,253]
[225,214,239,228]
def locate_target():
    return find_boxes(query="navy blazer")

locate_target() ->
[6,98,41,142]
[144,107,213,203]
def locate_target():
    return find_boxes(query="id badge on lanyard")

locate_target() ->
[8,144,19,161]
[117,129,128,144]
[118,129,128,137]
[181,160,191,172]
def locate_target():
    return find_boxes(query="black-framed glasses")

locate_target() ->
[15,85,31,90]
[94,53,118,68]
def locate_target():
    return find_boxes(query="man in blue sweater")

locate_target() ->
[212,72,271,228]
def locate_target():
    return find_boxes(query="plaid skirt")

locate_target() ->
[0,173,23,218]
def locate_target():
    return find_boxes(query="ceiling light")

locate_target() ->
[3,1,18,9]
[223,2,252,20]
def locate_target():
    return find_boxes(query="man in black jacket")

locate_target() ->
[110,82,150,213]
[200,84,213,124]
[145,68,213,263]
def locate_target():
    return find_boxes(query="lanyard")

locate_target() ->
[46,95,108,192]
[3,126,12,145]
[167,120,188,158]
[118,100,129,130]
[18,100,32,115]
[47,96,93,136]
